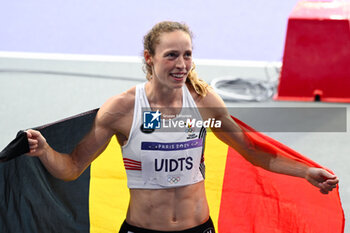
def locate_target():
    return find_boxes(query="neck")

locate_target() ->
[145,81,183,108]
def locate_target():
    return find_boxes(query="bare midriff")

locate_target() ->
[126,181,209,231]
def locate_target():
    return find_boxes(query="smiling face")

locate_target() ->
[145,30,193,89]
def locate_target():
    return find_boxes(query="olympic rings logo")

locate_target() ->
[168,176,181,184]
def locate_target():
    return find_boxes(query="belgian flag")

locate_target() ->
[0,109,345,233]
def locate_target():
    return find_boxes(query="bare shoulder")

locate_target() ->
[96,86,136,131]
[186,83,228,120]
[186,83,226,108]
[101,86,136,114]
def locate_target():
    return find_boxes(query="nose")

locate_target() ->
[176,57,186,69]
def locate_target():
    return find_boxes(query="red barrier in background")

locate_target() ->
[275,1,350,102]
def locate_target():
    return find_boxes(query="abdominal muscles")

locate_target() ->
[126,181,209,231]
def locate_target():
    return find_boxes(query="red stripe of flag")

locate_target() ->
[218,116,345,233]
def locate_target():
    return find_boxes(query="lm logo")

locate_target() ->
[143,110,161,129]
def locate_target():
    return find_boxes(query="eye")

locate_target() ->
[165,52,178,59]
[184,51,192,59]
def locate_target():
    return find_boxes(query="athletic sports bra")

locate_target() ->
[121,83,206,189]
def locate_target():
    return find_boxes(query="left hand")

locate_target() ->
[305,167,339,194]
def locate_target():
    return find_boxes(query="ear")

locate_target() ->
[144,50,153,65]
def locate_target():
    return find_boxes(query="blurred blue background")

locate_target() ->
[0,0,300,61]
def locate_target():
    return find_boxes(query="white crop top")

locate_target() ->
[121,83,206,189]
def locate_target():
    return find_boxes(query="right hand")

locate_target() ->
[305,167,339,194]
[26,129,47,157]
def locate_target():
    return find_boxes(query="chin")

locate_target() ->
[172,80,186,88]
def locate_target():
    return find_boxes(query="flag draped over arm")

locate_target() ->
[0,109,345,233]
[218,116,345,233]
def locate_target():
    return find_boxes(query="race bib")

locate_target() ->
[141,139,204,187]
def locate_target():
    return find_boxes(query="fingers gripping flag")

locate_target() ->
[0,109,97,233]
[0,110,345,233]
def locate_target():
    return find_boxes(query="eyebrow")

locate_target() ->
[163,49,192,54]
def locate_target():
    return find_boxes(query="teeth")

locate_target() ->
[171,74,184,78]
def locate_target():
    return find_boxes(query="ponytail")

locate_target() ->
[186,63,209,97]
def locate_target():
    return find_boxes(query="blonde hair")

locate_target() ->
[143,21,209,97]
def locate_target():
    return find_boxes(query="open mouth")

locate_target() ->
[170,73,187,81]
